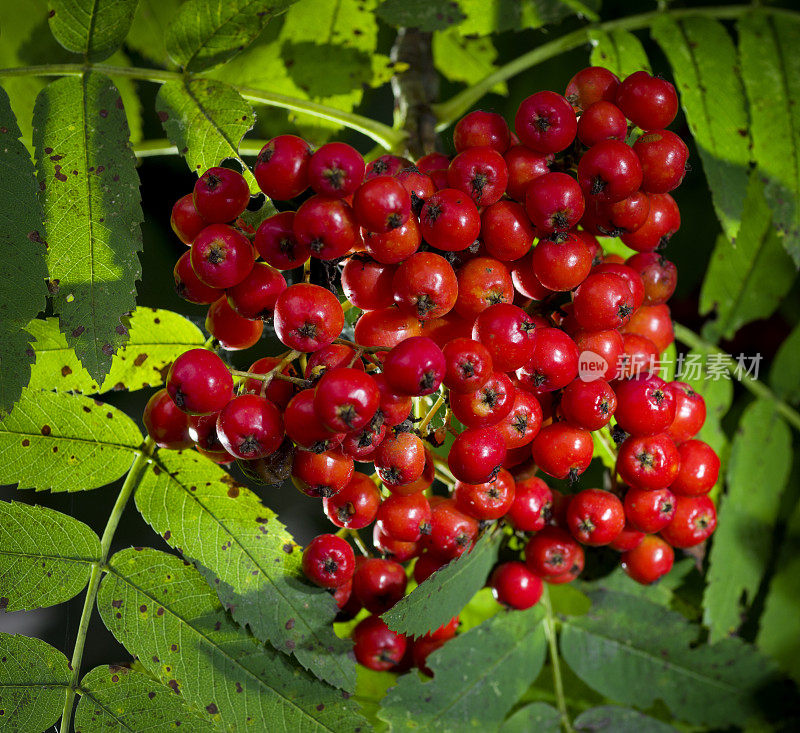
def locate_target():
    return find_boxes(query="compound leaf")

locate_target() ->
[75,665,210,732]
[0,500,100,612]
[588,28,650,80]
[33,72,142,382]
[27,309,204,395]
[739,10,800,265]
[501,702,560,733]
[0,86,48,415]
[135,449,355,691]
[651,15,750,244]
[560,589,778,727]
[379,606,546,732]
[98,548,368,731]
[0,388,142,492]
[49,0,139,62]
[0,634,71,733]
[166,0,296,72]
[156,78,256,189]
[574,706,677,733]
[382,531,501,638]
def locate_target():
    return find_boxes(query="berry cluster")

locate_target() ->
[144,65,718,677]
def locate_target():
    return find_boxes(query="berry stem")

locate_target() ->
[59,438,155,733]
[333,337,390,353]
[672,323,800,433]
[542,585,575,733]
[230,368,310,388]
[348,528,371,557]
[418,393,446,434]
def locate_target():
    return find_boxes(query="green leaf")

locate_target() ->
[758,499,800,683]
[588,28,650,79]
[99,548,368,731]
[125,0,184,67]
[135,449,355,691]
[0,388,142,492]
[382,531,501,638]
[573,706,677,733]
[739,10,800,265]
[377,0,466,31]
[0,500,100,611]
[703,400,792,642]
[49,0,139,61]
[33,72,142,382]
[165,0,296,72]
[433,29,507,96]
[699,175,795,343]
[352,665,395,733]
[651,15,750,244]
[560,589,778,727]
[501,702,561,733]
[27,309,204,395]
[0,86,48,415]
[75,665,210,732]
[379,606,547,732]
[769,320,800,403]
[0,634,71,733]
[156,78,256,189]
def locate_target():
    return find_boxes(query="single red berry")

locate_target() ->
[284,389,344,453]
[442,337,493,394]
[577,100,628,146]
[525,526,582,577]
[174,251,223,305]
[383,337,445,397]
[447,146,509,206]
[578,139,643,203]
[273,283,344,352]
[340,420,387,462]
[621,534,674,584]
[565,66,620,112]
[531,232,592,292]
[588,191,651,237]
[206,296,263,350]
[573,272,635,331]
[293,195,358,260]
[373,524,420,562]
[620,193,680,252]
[396,166,436,215]
[353,175,411,233]
[592,262,645,310]
[190,224,255,289]
[307,141,365,198]
[525,172,585,233]
[216,394,284,460]
[143,388,193,449]
[510,255,554,301]
[254,134,312,200]
[292,449,354,498]
[363,217,421,264]
[302,534,355,588]
[560,378,617,431]
[454,110,511,153]
[615,71,679,130]
[614,373,676,436]
[454,257,513,320]
[365,154,411,179]
[626,252,678,306]
[417,152,451,175]
[371,372,413,428]
[665,382,706,444]
[453,467,515,520]
[491,562,543,609]
[624,487,676,534]
[419,188,481,251]
[670,439,719,496]
[567,488,625,546]
[507,476,552,532]
[305,344,363,381]
[530,422,594,481]
[516,327,579,393]
[424,499,479,560]
[353,558,407,614]
[354,306,422,350]
[376,493,432,542]
[167,348,233,415]
[496,388,542,449]
[633,130,689,193]
[393,252,458,320]
[188,413,233,464]
[573,329,625,382]
[450,371,515,428]
[448,426,507,484]
[352,615,407,671]
[340,256,396,311]
[193,167,250,223]
[226,262,286,319]
[313,367,379,434]
[623,303,674,354]
[660,494,717,548]
[617,433,680,491]
[374,431,426,488]
[515,91,578,154]
[481,200,536,261]
[171,193,208,245]
[254,211,311,270]
[609,522,645,552]
[504,145,552,201]
[472,303,539,373]
[323,472,381,529]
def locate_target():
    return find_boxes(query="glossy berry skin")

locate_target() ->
[627,252,678,305]
[525,526,582,578]
[442,338,493,393]
[450,371,515,428]
[171,193,208,244]
[302,534,355,588]
[472,303,538,373]
[420,189,481,251]
[193,167,250,223]
[216,394,284,460]
[417,152,450,175]
[530,423,594,481]
[293,195,357,260]
[226,262,287,319]
[396,167,436,214]
[454,110,511,153]
[352,615,407,671]
[366,154,411,179]
[560,378,616,430]
[573,329,625,382]
[341,256,395,311]
[383,337,445,397]
[206,297,263,350]
[374,432,426,488]
[615,71,679,130]
[274,284,344,352]
[174,251,223,304]
[307,141,365,198]
[481,200,536,261]
[353,558,407,614]
[614,374,676,436]
[453,468,515,520]
[515,91,578,154]
[447,146,509,206]
[371,373,413,428]
[589,191,651,236]
[340,422,386,461]
[393,252,457,320]
[167,349,233,415]
[624,487,676,534]
[425,499,479,560]
[573,272,635,331]
[242,357,297,408]
[565,66,620,112]
[660,495,717,548]
[448,426,507,484]
[617,433,680,491]
[619,333,659,378]
[497,388,542,448]
[292,449,354,498]
[490,562,543,610]
[284,390,343,453]
[354,307,422,350]
[143,389,193,449]
[531,232,593,291]
[609,523,645,552]
[376,493,431,542]
[624,304,674,354]
[665,382,706,444]
[577,101,628,146]
[507,477,552,532]
[363,218,421,264]
[621,193,680,252]
[254,212,311,270]
[525,172,585,233]
[190,224,254,289]
[621,535,674,585]
[578,139,643,203]
[592,262,645,310]
[313,367,379,434]
[567,488,625,546]
[633,130,689,193]
[372,524,420,563]
[254,134,311,200]
[670,440,719,496]
[504,145,552,201]
[517,327,579,393]
[353,176,411,232]
[455,257,514,320]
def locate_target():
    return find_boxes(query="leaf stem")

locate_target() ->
[672,323,800,432]
[60,439,155,733]
[432,4,800,128]
[542,585,575,733]
[133,138,269,159]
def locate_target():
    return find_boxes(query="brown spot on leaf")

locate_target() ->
[283,544,294,554]
[0,598,7,610]
[167,679,180,694]
[227,486,239,498]
[41,425,51,436]
[133,353,148,367]
[158,111,169,122]
[206,704,218,714]
[285,618,295,630]
[111,600,122,608]
[21,439,29,447]
[61,365,72,377]
[116,324,128,336]
[72,326,85,337]
[102,343,114,356]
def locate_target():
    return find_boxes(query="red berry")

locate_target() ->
[442,337,493,394]
[206,296,263,350]
[313,367,379,433]
[670,439,719,496]
[396,166,436,214]
[617,433,680,491]
[254,135,311,200]
[481,200,536,261]
[216,394,284,460]
[573,272,635,331]
[143,388,193,449]
[373,524,420,562]
[284,389,343,453]
[615,71,679,131]
[453,468,515,520]
[454,110,511,153]
[530,232,592,292]
[626,252,677,306]
[393,252,458,320]
[447,146,509,206]
[307,141,365,198]
[354,306,422,350]
[273,284,344,352]
[565,66,620,112]
[516,327,579,393]
[190,224,255,289]
[609,523,645,552]
[167,348,233,415]
[578,139,643,203]
[293,195,358,260]
[174,250,223,305]
[302,534,355,588]
[424,499,479,560]
[525,526,582,577]
[496,388,542,449]
[448,426,507,484]
[318,475,377,528]
[366,154,411,179]
[376,493,432,542]
[374,431,426,488]
[530,422,593,481]
[660,495,717,548]
[417,152,450,175]
[621,193,680,252]
[292,449,354,498]
[623,304,674,354]
[665,382,706,444]
[254,211,311,270]
[455,257,514,320]
[413,552,447,585]
[633,130,689,193]
[450,371,515,428]
[341,256,396,311]
[383,337,445,397]
[193,167,250,223]
[560,378,617,431]
[472,303,539,373]
[242,356,297,408]
[353,558,407,614]
[592,262,645,311]
[573,329,624,382]
[420,189,481,251]
[624,487,676,534]
[588,191,651,236]
[226,262,286,319]
[614,373,676,436]
[371,372,413,428]
[621,534,674,584]
[515,91,577,154]
[491,562,543,609]
[567,488,625,546]
[507,476,552,532]
[353,176,411,233]
[352,615,407,671]
[504,145,552,201]
[363,217,421,264]
[577,101,628,146]
[171,193,207,244]
[525,172,585,233]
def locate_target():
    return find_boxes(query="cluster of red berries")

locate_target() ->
[143,66,718,676]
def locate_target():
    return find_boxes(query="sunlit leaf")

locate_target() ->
[49,0,139,61]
